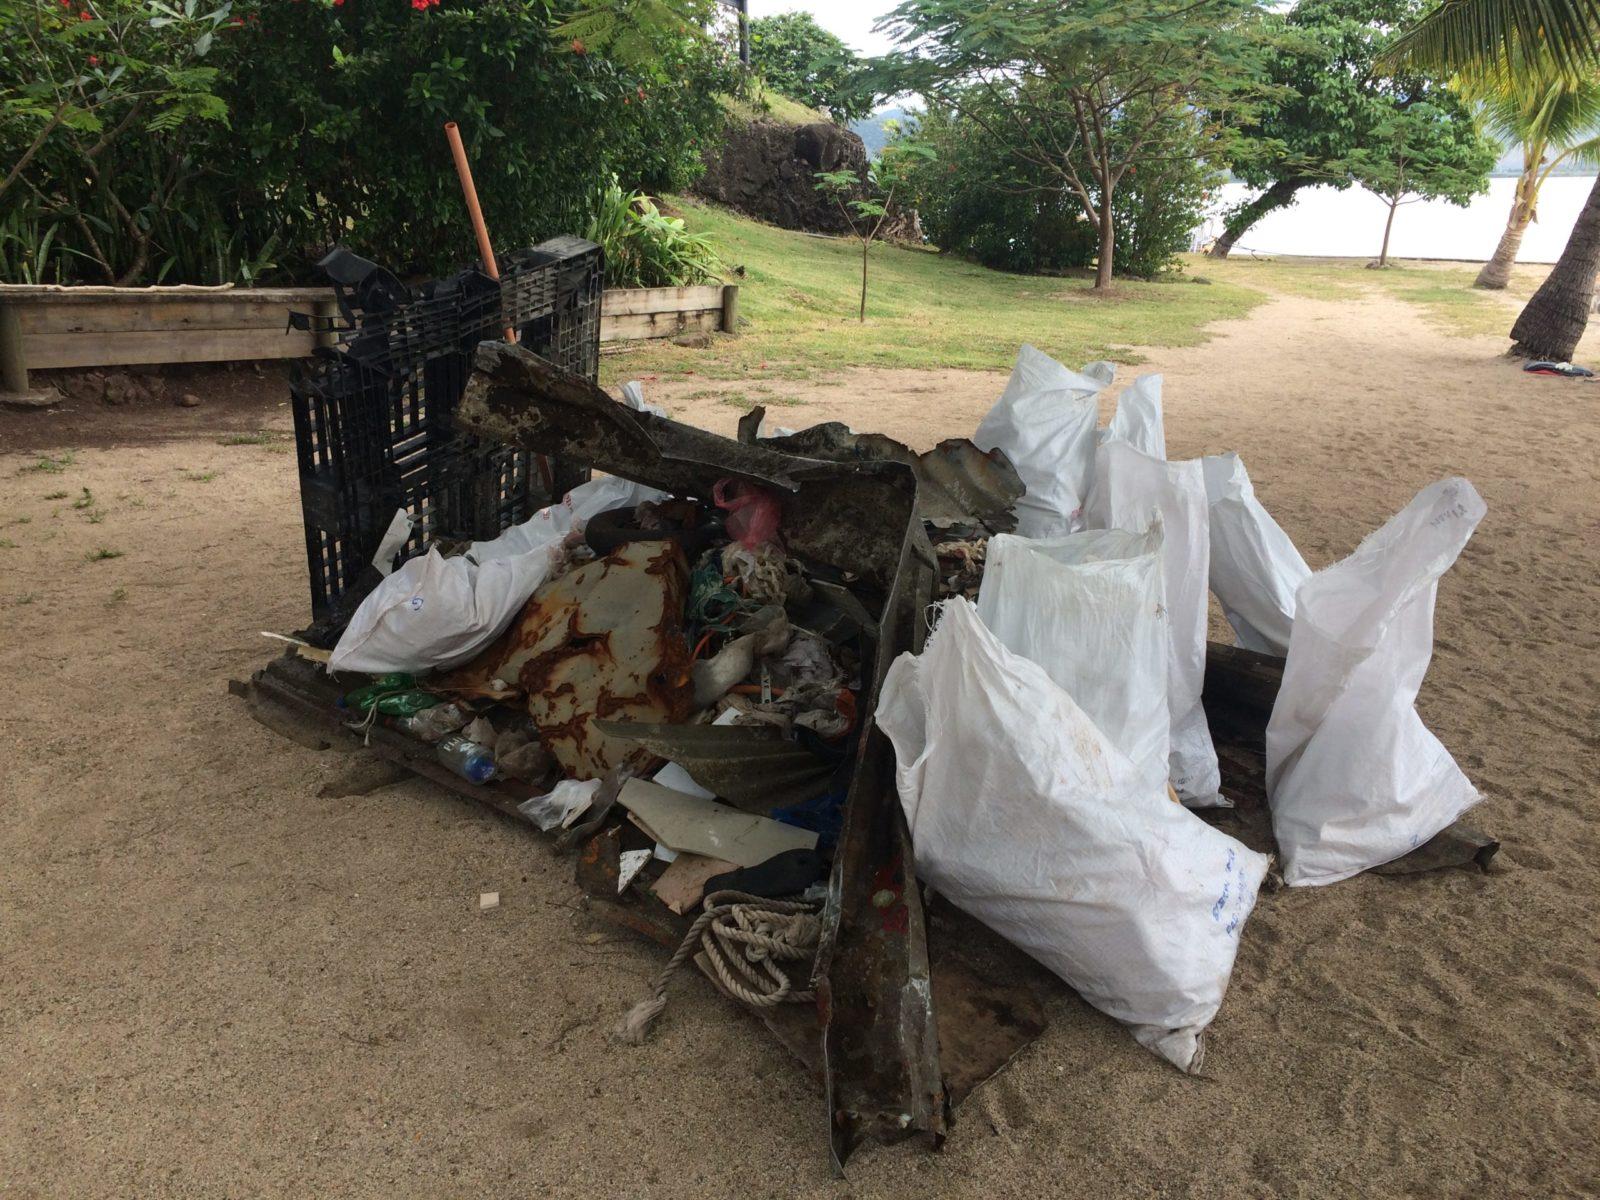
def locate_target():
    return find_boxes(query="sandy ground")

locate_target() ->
[2,281,1597,1199]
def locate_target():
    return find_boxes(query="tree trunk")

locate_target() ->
[1210,176,1307,259]
[1475,216,1531,290]
[1094,197,1115,290]
[1510,172,1600,361]
[1476,175,1536,290]
[1377,198,1399,267]
[859,239,868,323]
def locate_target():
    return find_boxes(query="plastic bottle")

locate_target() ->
[395,702,469,743]
[436,734,495,784]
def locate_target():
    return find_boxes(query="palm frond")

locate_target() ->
[1388,0,1600,79]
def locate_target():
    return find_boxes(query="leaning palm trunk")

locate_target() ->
[1509,172,1600,360]
[1476,173,1537,289]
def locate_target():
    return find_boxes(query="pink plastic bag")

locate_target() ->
[713,478,781,549]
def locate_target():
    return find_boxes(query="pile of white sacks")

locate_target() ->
[881,345,1486,1072]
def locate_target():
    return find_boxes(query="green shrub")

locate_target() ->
[586,176,720,288]
[0,0,740,285]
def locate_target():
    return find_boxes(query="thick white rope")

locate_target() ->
[617,889,822,1044]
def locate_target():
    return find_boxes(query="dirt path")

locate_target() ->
[2,282,1597,1198]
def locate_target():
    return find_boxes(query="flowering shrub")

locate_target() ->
[1,0,739,283]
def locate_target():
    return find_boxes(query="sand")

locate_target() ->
[1,281,1597,1198]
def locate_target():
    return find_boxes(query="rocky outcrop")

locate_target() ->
[693,120,869,235]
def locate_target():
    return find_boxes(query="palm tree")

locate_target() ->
[1393,0,1600,359]
[1390,0,1600,77]
[1465,71,1600,289]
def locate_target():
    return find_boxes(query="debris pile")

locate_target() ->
[237,336,1498,1168]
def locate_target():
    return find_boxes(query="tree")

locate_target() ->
[1346,100,1496,266]
[1389,0,1600,359]
[1509,178,1600,358]
[748,11,872,123]
[878,0,1268,289]
[1391,0,1600,79]
[814,136,934,320]
[1460,67,1600,288]
[1211,0,1459,260]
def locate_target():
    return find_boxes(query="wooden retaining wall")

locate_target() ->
[600,283,737,343]
[0,281,739,396]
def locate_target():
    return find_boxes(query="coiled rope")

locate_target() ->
[617,889,822,1044]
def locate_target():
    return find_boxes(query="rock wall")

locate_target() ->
[693,120,869,235]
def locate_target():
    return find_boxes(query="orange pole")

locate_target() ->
[444,121,516,343]
[445,121,554,494]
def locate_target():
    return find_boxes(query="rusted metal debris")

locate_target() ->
[457,340,948,1164]
[747,414,1026,535]
[594,721,836,813]
[234,343,1498,1173]
[443,539,694,779]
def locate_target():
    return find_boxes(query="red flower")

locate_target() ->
[78,10,91,19]
[87,53,99,65]
[637,86,645,100]
[570,37,585,54]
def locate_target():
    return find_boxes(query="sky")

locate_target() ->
[746,0,902,56]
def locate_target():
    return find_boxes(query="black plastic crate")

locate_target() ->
[289,237,602,642]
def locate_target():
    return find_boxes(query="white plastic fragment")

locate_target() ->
[370,507,416,576]
[973,344,1106,537]
[975,525,1170,796]
[1087,440,1225,807]
[620,380,669,418]
[518,777,601,832]
[1266,478,1486,886]
[1201,453,1311,657]
[617,849,653,894]
[877,599,1268,1072]
[478,891,500,911]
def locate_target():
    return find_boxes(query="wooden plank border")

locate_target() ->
[0,280,741,389]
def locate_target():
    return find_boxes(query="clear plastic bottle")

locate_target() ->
[395,702,469,743]
[436,734,495,784]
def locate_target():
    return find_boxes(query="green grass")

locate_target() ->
[71,487,93,509]
[0,538,16,550]
[217,431,290,446]
[719,86,828,127]
[182,470,219,483]
[600,198,1265,385]
[85,547,122,561]
[42,490,67,500]
[18,452,74,475]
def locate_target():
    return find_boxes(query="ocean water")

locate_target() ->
[1200,175,1598,263]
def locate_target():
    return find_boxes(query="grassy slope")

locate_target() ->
[717,85,828,127]
[603,198,1264,384]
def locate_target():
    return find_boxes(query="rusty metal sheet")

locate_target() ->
[455,341,946,1167]
[757,419,1024,534]
[458,345,916,590]
[594,721,835,812]
[477,539,693,780]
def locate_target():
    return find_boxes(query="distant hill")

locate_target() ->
[850,106,919,158]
